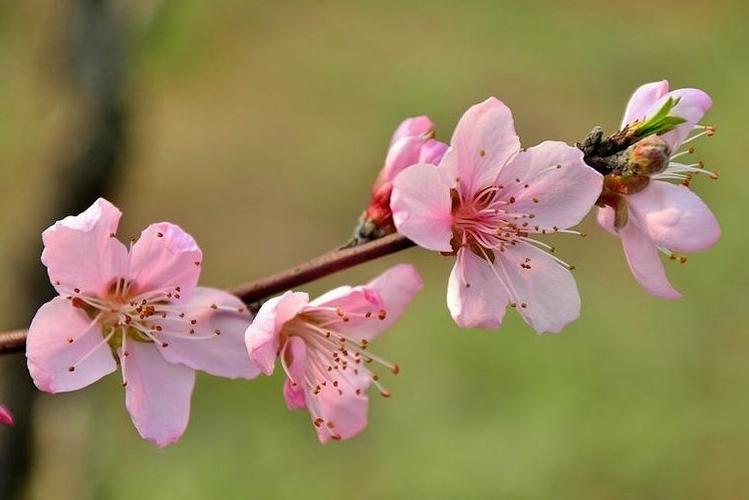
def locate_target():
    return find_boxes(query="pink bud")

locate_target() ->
[0,405,14,426]
[360,117,447,239]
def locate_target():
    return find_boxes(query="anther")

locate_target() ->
[157,232,164,238]
[377,309,387,320]
[68,366,75,372]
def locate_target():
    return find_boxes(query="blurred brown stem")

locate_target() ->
[0,233,415,355]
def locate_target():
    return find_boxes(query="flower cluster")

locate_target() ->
[22,80,719,446]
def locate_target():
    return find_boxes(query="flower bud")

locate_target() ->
[628,135,671,176]
[356,116,448,242]
[0,405,14,426]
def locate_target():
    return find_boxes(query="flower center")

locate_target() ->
[450,186,531,261]
[57,277,245,381]
[280,304,398,438]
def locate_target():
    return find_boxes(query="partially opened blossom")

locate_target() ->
[0,405,13,426]
[358,116,448,240]
[26,198,260,446]
[597,81,720,299]
[245,264,422,442]
[391,98,602,333]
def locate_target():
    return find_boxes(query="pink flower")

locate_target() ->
[391,98,603,333]
[245,264,422,443]
[26,198,260,446]
[0,405,13,426]
[361,116,448,236]
[597,81,720,299]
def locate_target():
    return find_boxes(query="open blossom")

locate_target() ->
[391,98,602,333]
[0,405,13,426]
[597,81,720,299]
[26,198,259,446]
[360,116,448,238]
[245,264,422,442]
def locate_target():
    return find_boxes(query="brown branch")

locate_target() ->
[0,233,415,355]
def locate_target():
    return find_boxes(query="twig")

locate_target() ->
[0,233,415,355]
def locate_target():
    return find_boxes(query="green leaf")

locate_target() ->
[632,97,687,138]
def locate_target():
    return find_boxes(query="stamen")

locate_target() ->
[68,326,115,372]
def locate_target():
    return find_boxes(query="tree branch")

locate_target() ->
[0,233,415,355]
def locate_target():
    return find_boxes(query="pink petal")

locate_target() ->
[311,389,369,443]
[621,80,670,128]
[419,138,449,165]
[309,264,423,340]
[389,116,435,146]
[391,163,454,252]
[620,217,682,300]
[26,297,116,393]
[41,197,129,297]
[496,244,581,333]
[442,97,520,196]
[0,405,14,426]
[447,249,509,329]
[157,287,261,379]
[128,222,202,300]
[245,291,309,375]
[121,341,195,447]
[596,206,618,236]
[657,88,712,150]
[282,336,307,410]
[497,141,602,231]
[379,135,436,185]
[628,181,720,253]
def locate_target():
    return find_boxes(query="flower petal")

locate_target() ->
[619,212,681,300]
[419,138,449,165]
[309,264,423,340]
[447,248,509,329]
[621,80,670,128]
[157,287,261,379]
[41,197,129,297]
[310,389,369,444]
[245,291,309,375]
[496,243,581,333]
[282,336,307,410]
[497,141,602,231]
[26,297,116,393]
[379,135,435,185]
[391,163,453,252]
[128,222,202,300]
[441,97,520,196]
[628,181,720,253]
[389,116,435,146]
[596,206,618,236]
[121,341,195,447]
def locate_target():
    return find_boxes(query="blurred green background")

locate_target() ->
[0,1,747,498]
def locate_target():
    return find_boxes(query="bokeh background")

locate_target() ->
[0,1,747,498]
